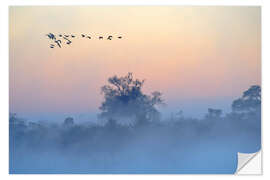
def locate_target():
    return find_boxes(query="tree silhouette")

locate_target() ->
[232,85,261,113]
[99,72,164,125]
[63,117,74,127]
[205,108,222,119]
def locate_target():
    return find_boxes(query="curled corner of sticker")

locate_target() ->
[235,150,262,175]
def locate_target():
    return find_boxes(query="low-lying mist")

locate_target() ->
[9,111,261,174]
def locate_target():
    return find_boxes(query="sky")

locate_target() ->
[9,6,261,121]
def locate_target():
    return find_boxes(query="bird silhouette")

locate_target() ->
[46,33,56,40]
[107,36,113,40]
[54,40,61,48]
[63,37,72,45]
[99,36,103,40]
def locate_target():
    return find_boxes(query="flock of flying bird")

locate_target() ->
[46,33,123,48]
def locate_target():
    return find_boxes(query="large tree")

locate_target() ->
[99,73,164,125]
[232,85,261,113]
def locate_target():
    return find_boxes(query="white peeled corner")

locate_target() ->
[236,150,262,175]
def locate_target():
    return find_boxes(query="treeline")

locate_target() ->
[9,99,261,154]
[9,103,261,173]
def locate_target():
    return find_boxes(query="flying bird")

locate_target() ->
[46,33,56,40]
[63,37,72,45]
[54,40,62,48]
[107,36,113,40]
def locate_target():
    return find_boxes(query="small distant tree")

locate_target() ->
[9,113,17,125]
[9,113,26,126]
[176,110,184,119]
[63,117,74,127]
[232,85,261,113]
[99,72,164,125]
[205,108,222,119]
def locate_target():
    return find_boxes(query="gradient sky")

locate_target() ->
[9,6,261,121]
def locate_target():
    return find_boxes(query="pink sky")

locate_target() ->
[9,6,261,119]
